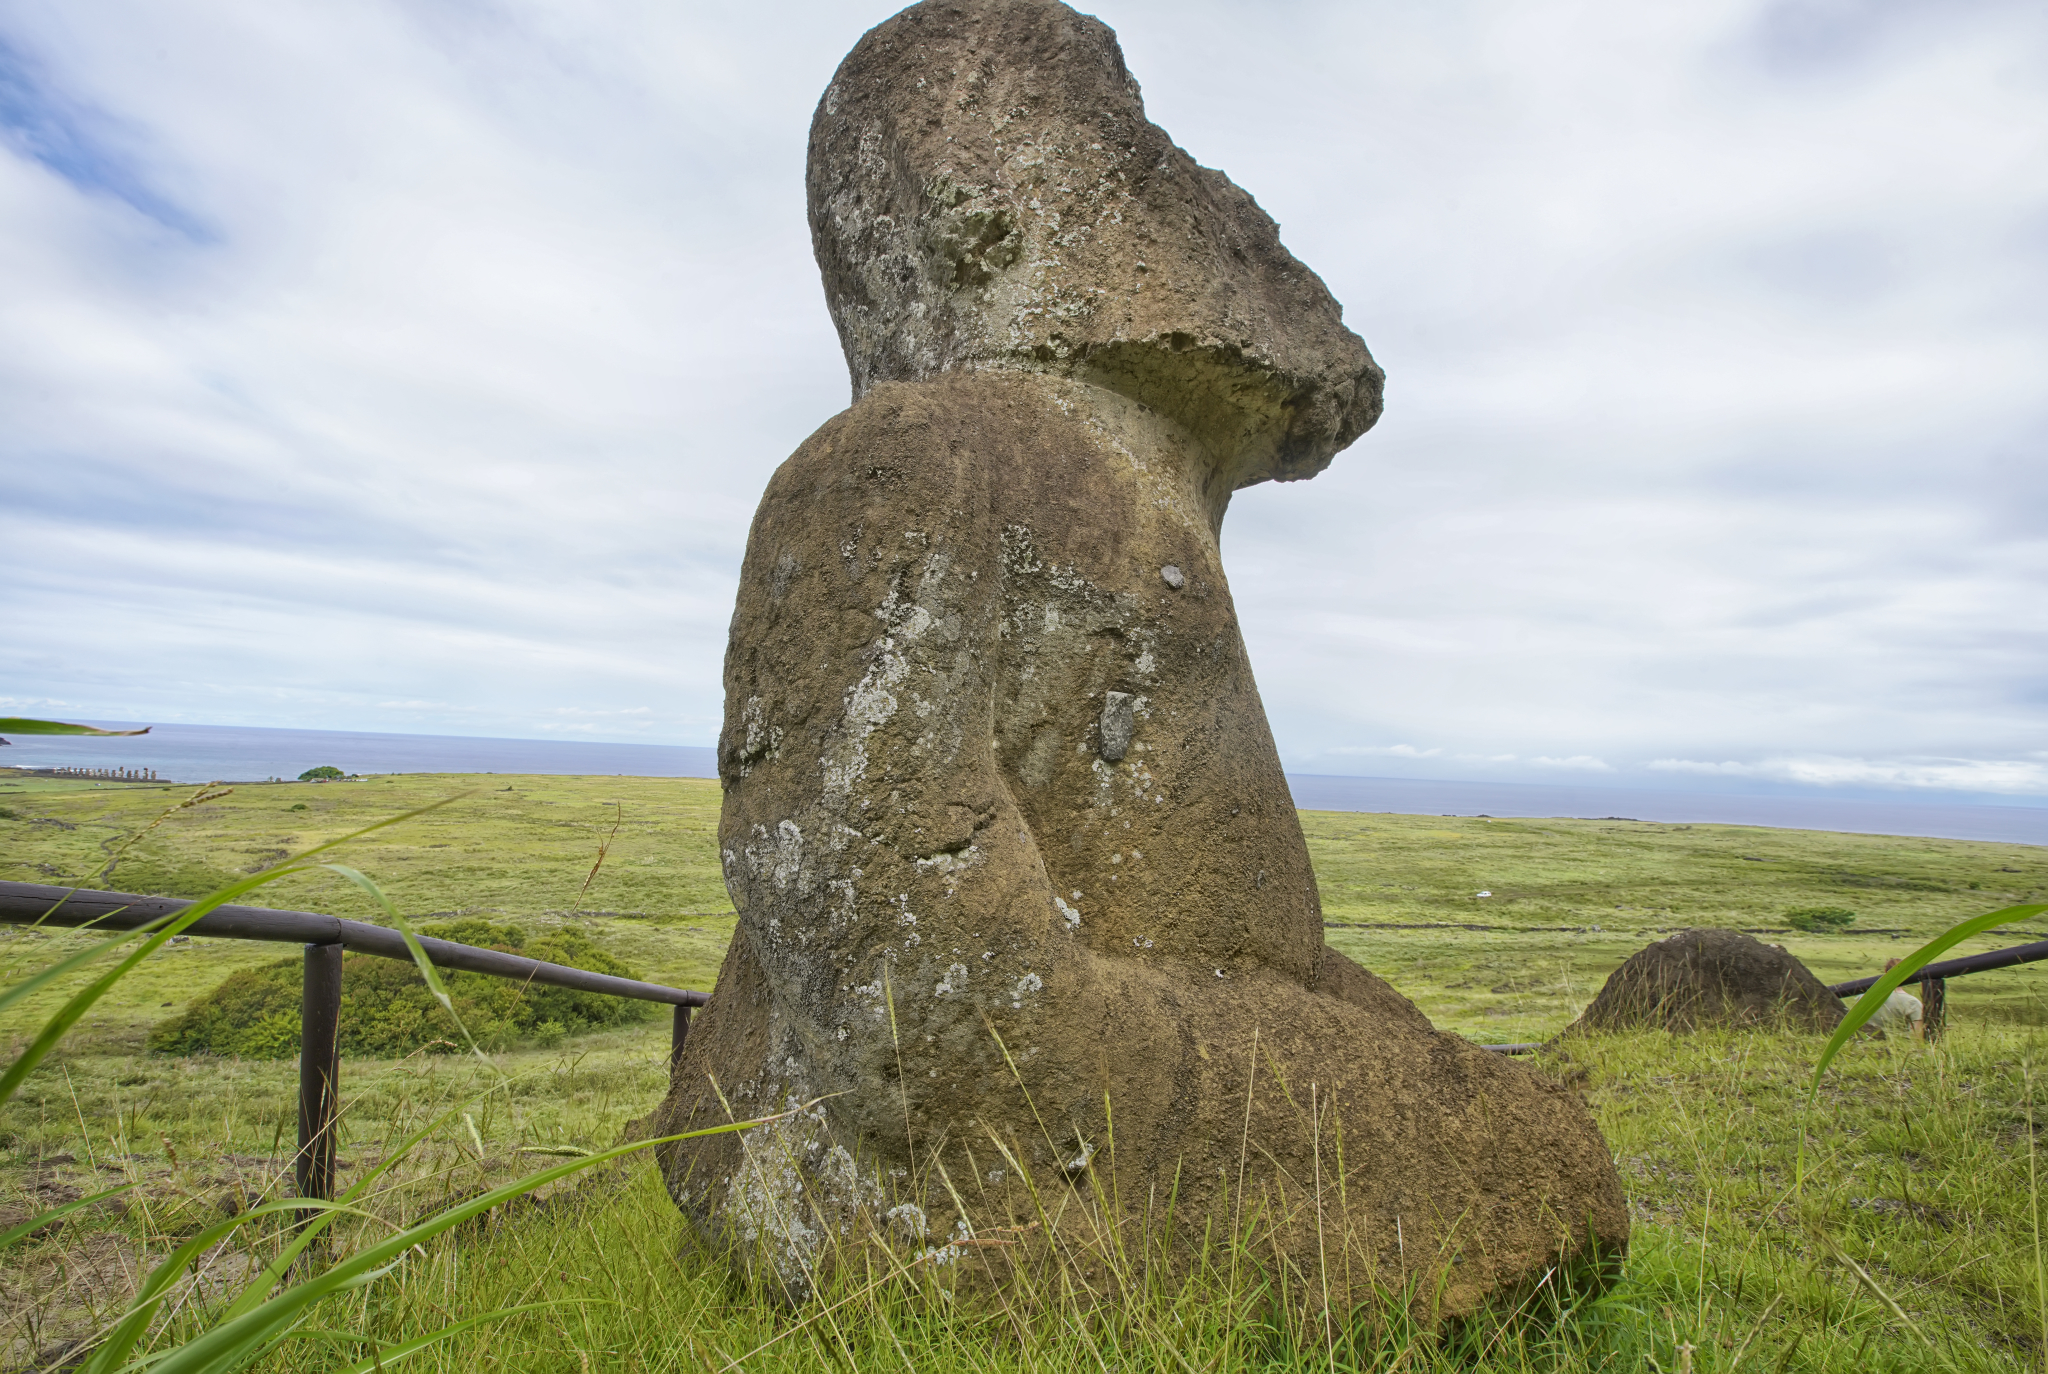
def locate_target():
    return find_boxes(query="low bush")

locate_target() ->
[148,918,657,1059]
[1785,904,1856,932]
[299,765,346,781]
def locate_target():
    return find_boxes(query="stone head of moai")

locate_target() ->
[807,0,1384,512]
[656,0,1625,1312]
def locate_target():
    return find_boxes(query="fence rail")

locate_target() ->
[0,881,707,1211]
[1827,938,2048,997]
[0,882,706,1007]
[1477,936,2048,1055]
[12,879,2045,1186]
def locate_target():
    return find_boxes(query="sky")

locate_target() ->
[2,0,2043,805]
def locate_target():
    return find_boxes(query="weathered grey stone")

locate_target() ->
[1097,691,1135,762]
[656,0,1625,1314]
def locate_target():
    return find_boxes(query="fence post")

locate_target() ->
[297,942,344,1212]
[671,1003,692,1069]
[1920,976,1947,1043]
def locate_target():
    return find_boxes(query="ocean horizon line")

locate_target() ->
[2,720,2043,846]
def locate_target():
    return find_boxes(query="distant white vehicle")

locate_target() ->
[1476,890,1492,898]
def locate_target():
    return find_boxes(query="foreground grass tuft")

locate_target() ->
[44,1023,2011,1374]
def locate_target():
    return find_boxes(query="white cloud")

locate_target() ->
[1331,744,1445,759]
[1649,759,1763,777]
[1650,755,2048,795]
[1,0,2043,803]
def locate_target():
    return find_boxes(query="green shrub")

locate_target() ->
[289,802,309,811]
[149,919,657,1059]
[1785,905,1857,933]
[299,765,345,781]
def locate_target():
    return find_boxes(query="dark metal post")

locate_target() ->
[671,1003,692,1069]
[1921,976,1947,1042]
[297,942,344,1210]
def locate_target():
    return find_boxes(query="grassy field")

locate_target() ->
[3,769,2047,1370]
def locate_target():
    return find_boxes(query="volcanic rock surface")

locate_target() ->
[1565,929,1847,1035]
[655,0,1627,1311]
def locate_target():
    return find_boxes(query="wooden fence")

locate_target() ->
[1826,936,2048,1041]
[7,880,2045,1171]
[0,881,707,1210]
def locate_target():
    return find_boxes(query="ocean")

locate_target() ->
[1,722,718,784]
[1283,774,2048,847]
[5,722,2043,846]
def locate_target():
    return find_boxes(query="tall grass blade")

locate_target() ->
[2029,1064,2046,1372]
[78,785,239,889]
[569,802,621,916]
[0,920,169,1018]
[83,1200,357,1374]
[6,783,240,1008]
[1810,901,2048,1093]
[0,716,150,735]
[324,1301,585,1374]
[1818,1231,1939,1356]
[219,1088,535,1325]
[0,1181,138,1251]
[0,794,472,1114]
[0,870,299,1113]
[318,862,491,1065]
[141,1119,789,1374]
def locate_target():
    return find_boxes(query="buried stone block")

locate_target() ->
[654,0,1626,1311]
[1564,928,1846,1035]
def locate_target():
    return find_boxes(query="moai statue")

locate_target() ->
[656,0,1626,1311]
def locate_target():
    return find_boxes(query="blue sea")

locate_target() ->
[2,722,718,785]
[1284,774,2048,847]
[5,722,2043,847]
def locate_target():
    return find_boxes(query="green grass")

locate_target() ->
[1308,811,2048,1046]
[227,1027,2042,1373]
[4,768,2047,1370]
[0,772,735,1045]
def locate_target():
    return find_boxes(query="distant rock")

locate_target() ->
[1565,928,1845,1035]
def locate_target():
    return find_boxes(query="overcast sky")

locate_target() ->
[3,0,2043,804]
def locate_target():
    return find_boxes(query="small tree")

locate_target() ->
[298,765,345,781]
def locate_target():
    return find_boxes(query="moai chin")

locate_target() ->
[656,0,1627,1310]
